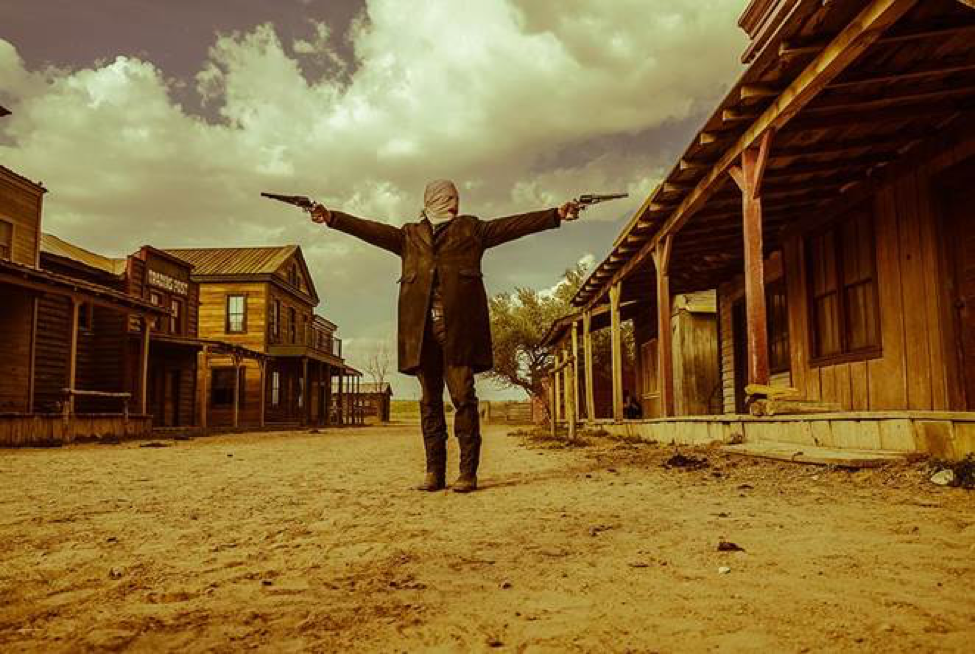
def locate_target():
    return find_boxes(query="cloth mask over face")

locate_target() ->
[420,179,459,224]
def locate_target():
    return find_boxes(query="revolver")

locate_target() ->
[574,192,629,210]
[261,192,321,214]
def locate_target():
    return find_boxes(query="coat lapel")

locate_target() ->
[418,219,433,249]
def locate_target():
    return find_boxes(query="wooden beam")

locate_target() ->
[583,0,919,313]
[956,1,974,11]
[140,316,151,416]
[827,61,975,90]
[571,321,580,424]
[232,355,240,430]
[583,311,595,423]
[651,235,675,417]
[740,85,779,101]
[554,350,563,423]
[199,346,209,431]
[806,85,975,114]
[722,108,758,123]
[259,359,266,428]
[28,297,38,413]
[67,299,80,415]
[609,282,623,421]
[730,133,773,387]
[302,357,310,426]
[699,132,720,146]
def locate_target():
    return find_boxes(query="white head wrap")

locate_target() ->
[420,179,459,224]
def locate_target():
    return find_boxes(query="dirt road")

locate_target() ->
[1,423,973,652]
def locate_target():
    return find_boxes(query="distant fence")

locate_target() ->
[480,401,533,425]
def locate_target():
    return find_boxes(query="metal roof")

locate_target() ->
[41,233,127,276]
[164,246,298,276]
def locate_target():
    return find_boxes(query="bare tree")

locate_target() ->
[365,341,391,389]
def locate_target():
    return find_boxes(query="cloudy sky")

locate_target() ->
[1,0,747,399]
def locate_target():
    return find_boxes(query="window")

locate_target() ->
[269,299,281,339]
[226,295,246,333]
[149,291,163,331]
[298,376,304,409]
[806,208,880,363]
[0,220,12,260]
[289,307,297,343]
[640,339,658,397]
[212,368,245,407]
[271,371,280,407]
[170,298,183,335]
[78,301,94,332]
[211,368,236,406]
[767,282,790,374]
[288,263,300,287]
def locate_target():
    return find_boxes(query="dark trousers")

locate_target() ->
[416,316,480,475]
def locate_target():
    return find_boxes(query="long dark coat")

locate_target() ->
[328,209,561,375]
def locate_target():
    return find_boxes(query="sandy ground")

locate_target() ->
[0,422,973,653]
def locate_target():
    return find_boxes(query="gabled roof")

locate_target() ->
[164,245,320,305]
[41,233,127,276]
[164,246,297,276]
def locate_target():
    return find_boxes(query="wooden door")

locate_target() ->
[946,182,975,409]
[164,370,179,427]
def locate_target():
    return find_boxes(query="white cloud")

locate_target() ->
[0,0,746,398]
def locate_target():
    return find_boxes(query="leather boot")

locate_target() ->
[416,436,446,491]
[453,435,480,493]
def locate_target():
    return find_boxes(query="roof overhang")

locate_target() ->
[572,0,975,311]
[0,259,169,315]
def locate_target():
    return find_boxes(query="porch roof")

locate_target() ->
[0,258,169,316]
[572,0,975,313]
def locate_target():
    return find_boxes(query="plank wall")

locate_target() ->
[0,286,34,411]
[785,136,975,412]
[0,169,42,267]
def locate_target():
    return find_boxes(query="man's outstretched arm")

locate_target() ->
[312,205,404,256]
[480,201,580,249]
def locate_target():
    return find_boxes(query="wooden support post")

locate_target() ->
[609,282,623,421]
[729,130,773,388]
[199,346,209,431]
[259,359,267,428]
[302,357,309,426]
[571,322,580,423]
[566,349,577,442]
[583,311,595,422]
[337,373,344,426]
[232,355,241,430]
[28,297,38,413]
[325,367,331,426]
[139,315,151,416]
[67,299,80,415]
[651,235,675,417]
[554,350,563,423]
[549,374,556,437]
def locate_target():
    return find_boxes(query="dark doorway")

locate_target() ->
[943,159,975,409]
[732,298,748,414]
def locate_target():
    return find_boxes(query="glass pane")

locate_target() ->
[846,282,880,350]
[815,293,841,357]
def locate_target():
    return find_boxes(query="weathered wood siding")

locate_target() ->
[196,282,268,351]
[673,308,721,416]
[0,169,43,266]
[34,295,71,412]
[0,286,34,411]
[784,135,975,412]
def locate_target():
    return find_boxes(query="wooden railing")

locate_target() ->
[61,389,132,419]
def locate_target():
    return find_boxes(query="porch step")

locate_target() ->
[720,442,912,469]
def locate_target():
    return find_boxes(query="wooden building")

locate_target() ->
[358,382,393,423]
[0,162,167,445]
[165,246,361,429]
[548,0,975,460]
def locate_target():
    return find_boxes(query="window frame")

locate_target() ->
[225,294,247,334]
[271,371,280,407]
[0,218,13,261]
[804,208,882,367]
[170,297,184,335]
[211,368,237,406]
[766,280,791,375]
